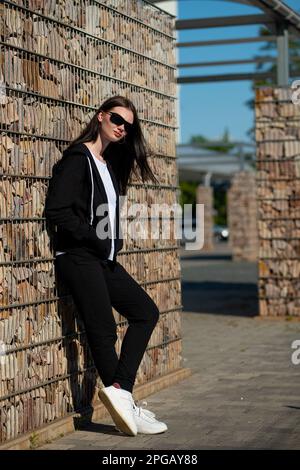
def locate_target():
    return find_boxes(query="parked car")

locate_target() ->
[213,225,229,241]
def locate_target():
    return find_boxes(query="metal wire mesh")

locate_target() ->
[255,86,300,316]
[0,0,181,445]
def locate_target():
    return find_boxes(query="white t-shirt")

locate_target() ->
[56,151,117,261]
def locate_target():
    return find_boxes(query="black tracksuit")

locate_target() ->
[45,143,159,392]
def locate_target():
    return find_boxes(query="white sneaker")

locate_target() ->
[99,384,137,436]
[116,400,168,435]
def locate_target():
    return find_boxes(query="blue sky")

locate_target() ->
[177,0,300,143]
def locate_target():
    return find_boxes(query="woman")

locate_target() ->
[45,95,168,436]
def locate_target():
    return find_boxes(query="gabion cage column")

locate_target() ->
[0,0,182,446]
[227,171,258,262]
[196,185,214,252]
[255,86,300,317]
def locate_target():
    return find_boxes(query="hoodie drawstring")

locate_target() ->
[86,157,94,226]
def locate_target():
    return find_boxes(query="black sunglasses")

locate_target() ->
[105,111,133,134]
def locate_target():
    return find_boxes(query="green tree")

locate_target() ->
[190,127,235,153]
[213,187,227,226]
[179,180,198,214]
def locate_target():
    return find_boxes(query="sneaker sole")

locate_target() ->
[99,389,137,436]
[136,426,168,435]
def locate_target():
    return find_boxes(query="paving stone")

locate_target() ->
[38,246,300,450]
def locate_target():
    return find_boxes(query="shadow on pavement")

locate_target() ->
[181,280,259,318]
[75,420,125,437]
[180,243,259,317]
[180,253,233,262]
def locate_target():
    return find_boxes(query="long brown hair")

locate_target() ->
[68,95,159,195]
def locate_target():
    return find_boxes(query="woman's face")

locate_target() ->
[98,106,134,142]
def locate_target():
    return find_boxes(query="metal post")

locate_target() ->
[204,172,212,187]
[277,23,289,86]
[238,144,245,172]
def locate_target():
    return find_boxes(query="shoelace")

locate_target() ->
[133,400,156,419]
[114,400,157,433]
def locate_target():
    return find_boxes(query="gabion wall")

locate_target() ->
[256,86,300,317]
[227,171,258,262]
[0,0,182,445]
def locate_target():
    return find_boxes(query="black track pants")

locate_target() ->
[54,253,159,393]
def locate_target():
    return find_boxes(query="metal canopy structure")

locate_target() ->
[149,0,300,85]
[177,142,255,183]
[147,1,300,182]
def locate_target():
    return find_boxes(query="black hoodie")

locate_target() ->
[44,143,123,263]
